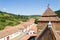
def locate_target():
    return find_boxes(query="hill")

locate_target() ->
[0,11,29,30]
[55,10,60,17]
[0,11,40,30]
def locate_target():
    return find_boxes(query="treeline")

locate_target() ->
[55,10,60,17]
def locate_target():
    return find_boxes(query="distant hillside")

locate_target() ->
[0,11,40,30]
[55,10,60,17]
[0,11,29,30]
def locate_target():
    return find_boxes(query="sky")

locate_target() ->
[0,0,60,15]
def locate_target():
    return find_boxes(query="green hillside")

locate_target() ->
[0,11,40,30]
[55,10,60,17]
[0,11,29,30]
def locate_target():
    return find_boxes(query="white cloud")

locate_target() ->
[3,8,7,11]
[1,8,7,12]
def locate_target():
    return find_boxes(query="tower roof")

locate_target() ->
[38,7,60,21]
[36,22,60,40]
[42,7,57,17]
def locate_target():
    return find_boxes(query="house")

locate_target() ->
[0,18,37,40]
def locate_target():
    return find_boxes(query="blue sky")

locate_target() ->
[0,0,60,15]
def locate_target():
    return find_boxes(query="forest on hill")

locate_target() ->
[0,10,60,30]
[55,10,60,17]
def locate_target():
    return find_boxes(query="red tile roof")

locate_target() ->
[21,24,37,40]
[0,18,36,39]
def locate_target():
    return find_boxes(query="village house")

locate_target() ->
[0,18,37,40]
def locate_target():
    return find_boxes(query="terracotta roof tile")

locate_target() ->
[21,24,37,40]
[0,18,35,39]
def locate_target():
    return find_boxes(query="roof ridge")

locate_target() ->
[42,7,57,16]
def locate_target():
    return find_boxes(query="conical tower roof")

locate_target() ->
[38,7,60,21]
[42,7,57,17]
[36,22,60,40]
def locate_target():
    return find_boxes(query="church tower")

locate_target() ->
[37,6,60,34]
